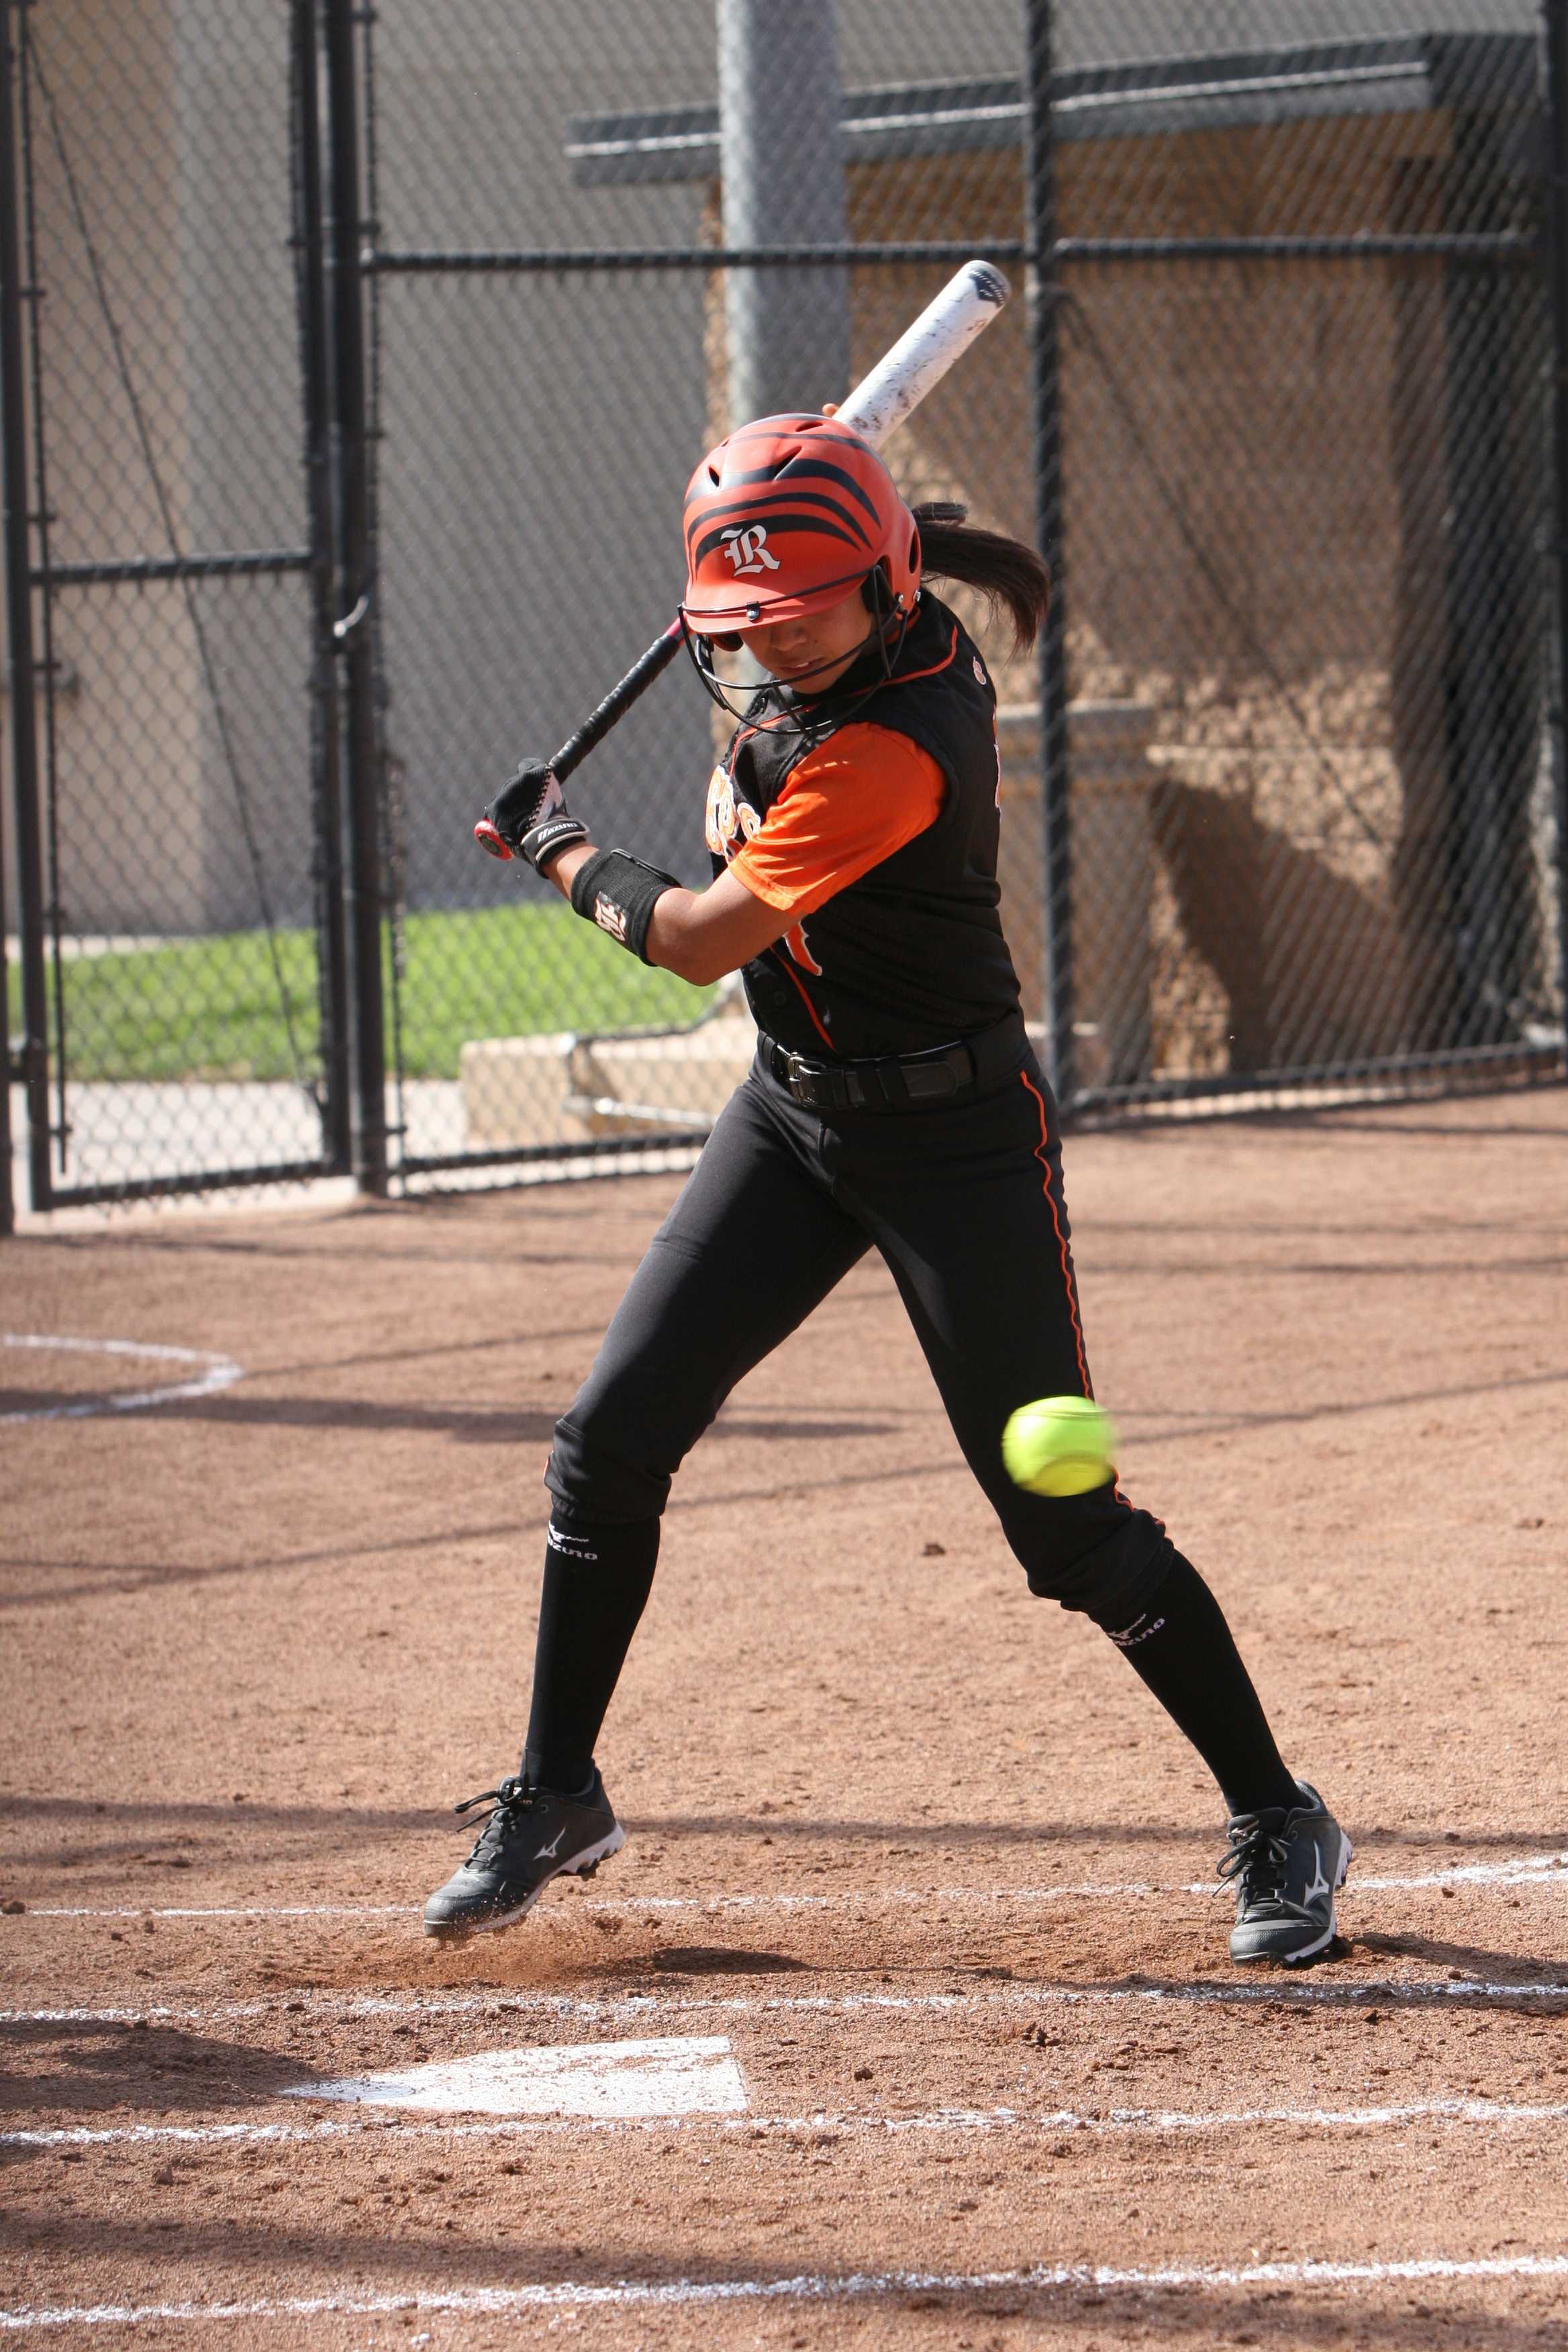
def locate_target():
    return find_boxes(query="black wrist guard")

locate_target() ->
[569,848,679,964]
[521,812,589,872]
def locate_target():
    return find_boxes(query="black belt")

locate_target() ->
[758,1011,1026,1114]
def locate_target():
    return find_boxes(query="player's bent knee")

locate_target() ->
[1013,1500,1178,1631]
[546,1412,672,1524]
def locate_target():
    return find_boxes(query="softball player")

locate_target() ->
[426,412,1350,1965]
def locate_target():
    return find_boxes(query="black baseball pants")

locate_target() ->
[546,1030,1175,1625]
[527,1028,1301,1816]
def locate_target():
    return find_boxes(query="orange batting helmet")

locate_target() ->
[680,412,920,635]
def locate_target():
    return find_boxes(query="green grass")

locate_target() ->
[40,903,716,1083]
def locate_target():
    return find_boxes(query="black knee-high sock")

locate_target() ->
[522,1512,659,1792]
[1105,1553,1299,1818]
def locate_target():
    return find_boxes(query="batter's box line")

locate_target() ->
[10,2092,1568,2153]
[1,1332,243,1424]
[6,2253,1568,2331]
[9,1972,1568,2032]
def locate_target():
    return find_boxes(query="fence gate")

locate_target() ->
[1,0,349,1220]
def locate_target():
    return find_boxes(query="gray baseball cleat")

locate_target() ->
[423,1768,625,1939]
[1220,1779,1351,1966]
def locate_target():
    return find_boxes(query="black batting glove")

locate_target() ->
[485,760,590,873]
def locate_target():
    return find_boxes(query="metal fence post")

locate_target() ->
[1545,0,1568,1077]
[718,0,850,420]
[1440,108,1540,1047]
[292,0,352,1175]
[0,0,44,1226]
[323,0,386,1194]
[0,726,8,1232]
[1021,0,1073,1107]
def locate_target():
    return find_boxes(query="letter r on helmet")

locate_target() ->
[720,524,781,577]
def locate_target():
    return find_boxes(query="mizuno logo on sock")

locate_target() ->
[546,1522,599,1563]
[1108,1612,1166,1649]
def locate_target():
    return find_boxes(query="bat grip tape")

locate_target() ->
[569,847,681,965]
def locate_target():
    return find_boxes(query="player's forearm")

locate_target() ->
[642,890,749,987]
[543,832,785,983]
[543,840,596,901]
[542,838,707,978]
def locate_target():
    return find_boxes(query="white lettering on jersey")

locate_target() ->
[706,763,762,862]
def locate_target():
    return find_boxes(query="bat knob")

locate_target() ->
[474,819,513,861]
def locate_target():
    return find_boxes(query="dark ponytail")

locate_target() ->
[912,501,1050,653]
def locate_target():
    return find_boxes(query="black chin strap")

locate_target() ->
[680,576,914,736]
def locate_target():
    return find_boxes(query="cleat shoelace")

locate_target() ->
[1218,1816,1293,1916]
[451,1776,538,1867]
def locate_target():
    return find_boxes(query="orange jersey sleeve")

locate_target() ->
[726,724,946,919]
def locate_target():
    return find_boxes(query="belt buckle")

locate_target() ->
[784,1051,826,1108]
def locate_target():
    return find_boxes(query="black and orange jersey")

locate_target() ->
[716,724,946,918]
[707,593,1022,1058]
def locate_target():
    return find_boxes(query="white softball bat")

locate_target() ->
[475,257,1014,846]
[835,258,1012,450]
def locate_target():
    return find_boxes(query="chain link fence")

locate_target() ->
[1047,10,1557,1104]
[4,0,1565,1223]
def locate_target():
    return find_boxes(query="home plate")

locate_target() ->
[286,2035,748,2119]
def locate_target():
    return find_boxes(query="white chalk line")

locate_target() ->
[0,1332,242,1424]
[9,2092,1568,2153]
[17,1845,1568,1924]
[9,1973,1568,2033]
[6,2253,1568,2329]
[23,1904,411,1921]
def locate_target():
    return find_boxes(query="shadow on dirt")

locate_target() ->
[620,1809,1568,1858]
[0,1792,446,1879]
[638,1947,811,1977]
[999,1965,1568,2016]
[0,2014,338,2134]
[0,2207,1560,2350]
[1357,1928,1568,1993]
[5,1791,1566,1867]
[0,1517,543,1610]
[0,1389,894,1444]
[19,1208,639,1277]
[1232,1110,1568,1145]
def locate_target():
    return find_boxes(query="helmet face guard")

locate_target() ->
[681,565,913,730]
[680,412,921,639]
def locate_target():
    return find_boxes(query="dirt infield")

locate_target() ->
[5,1082,1568,2348]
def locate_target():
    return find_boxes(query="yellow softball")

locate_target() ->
[1001,1395,1118,1497]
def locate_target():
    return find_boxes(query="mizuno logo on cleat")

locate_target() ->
[534,1828,567,1860]
[1304,1843,1331,1905]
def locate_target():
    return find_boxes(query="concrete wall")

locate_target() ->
[172,2,315,939]
[7,0,203,937]
[2,0,314,940]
